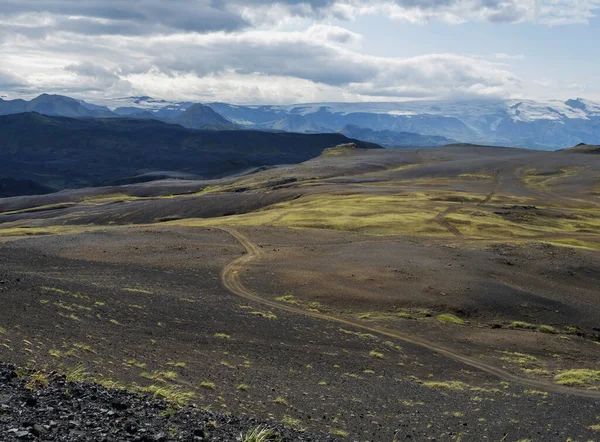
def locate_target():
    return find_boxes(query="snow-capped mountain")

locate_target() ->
[206,98,600,149]
[3,94,600,149]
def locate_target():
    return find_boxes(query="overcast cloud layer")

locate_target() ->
[0,0,599,103]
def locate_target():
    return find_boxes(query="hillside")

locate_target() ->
[172,103,236,129]
[0,112,379,193]
[0,177,53,198]
[562,143,600,153]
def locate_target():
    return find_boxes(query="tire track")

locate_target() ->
[433,169,501,236]
[217,226,600,399]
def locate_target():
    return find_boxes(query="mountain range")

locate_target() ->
[2,94,600,149]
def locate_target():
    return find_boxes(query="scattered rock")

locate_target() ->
[0,363,330,441]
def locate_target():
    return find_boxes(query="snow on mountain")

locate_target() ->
[46,95,600,149]
[90,95,600,123]
[90,96,193,112]
[269,98,600,122]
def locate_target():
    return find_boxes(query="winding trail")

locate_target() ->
[433,169,501,236]
[478,168,502,206]
[217,226,600,400]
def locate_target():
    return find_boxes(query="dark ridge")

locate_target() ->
[0,112,380,195]
[0,178,54,198]
[560,144,600,153]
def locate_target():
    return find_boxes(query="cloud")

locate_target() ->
[333,0,600,24]
[534,77,553,88]
[0,0,596,103]
[494,53,525,60]
[0,70,25,88]
[64,61,120,79]
[0,23,521,102]
[0,0,598,38]
[0,1,250,34]
[538,0,600,24]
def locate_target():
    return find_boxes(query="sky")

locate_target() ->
[0,0,599,105]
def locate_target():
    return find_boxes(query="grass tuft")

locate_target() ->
[25,372,50,391]
[524,390,548,397]
[538,325,556,334]
[140,370,178,382]
[199,380,215,389]
[65,364,88,382]
[329,429,350,437]
[509,321,536,330]
[274,295,298,305]
[250,311,278,320]
[369,350,385,359]
[554,369,600,387]
[273,396,289,406]
[437,314,465,325]
[141,384,195,406]
[422,381,467,391]
[48,349,62,358]
[240,426,282,442]
[166,361,186,368]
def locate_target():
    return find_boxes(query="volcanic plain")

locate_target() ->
[1,144,599,441]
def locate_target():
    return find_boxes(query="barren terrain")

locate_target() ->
[1,144,599,441]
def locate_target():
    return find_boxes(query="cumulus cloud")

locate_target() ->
[0,70,24,88]
[0,0,598,37]
[534,77,553,88]
[0,23,521,102]
[0,0,597,102]
[494,53,526,61]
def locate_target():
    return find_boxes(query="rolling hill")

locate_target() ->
[0,112,380,193]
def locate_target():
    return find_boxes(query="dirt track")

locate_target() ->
[1,145,599,440]
[219,226,600,399]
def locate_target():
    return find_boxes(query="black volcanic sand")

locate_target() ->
[0,227,599,441]
[229,226,600,388]
[1,145,600,440]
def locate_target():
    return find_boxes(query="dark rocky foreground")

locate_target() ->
[0,364,331,442]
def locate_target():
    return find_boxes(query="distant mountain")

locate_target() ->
[0,94,114,118]
[341,125,454,147]
[172,103,236,130]
[3,94,600,149]
[113,107,157,119]
[260,114,325,133]
[0,112,379,194]
[0,97,27,115]
[77,100,113,115]
[205,99,600,150]
[0,95,234,130]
